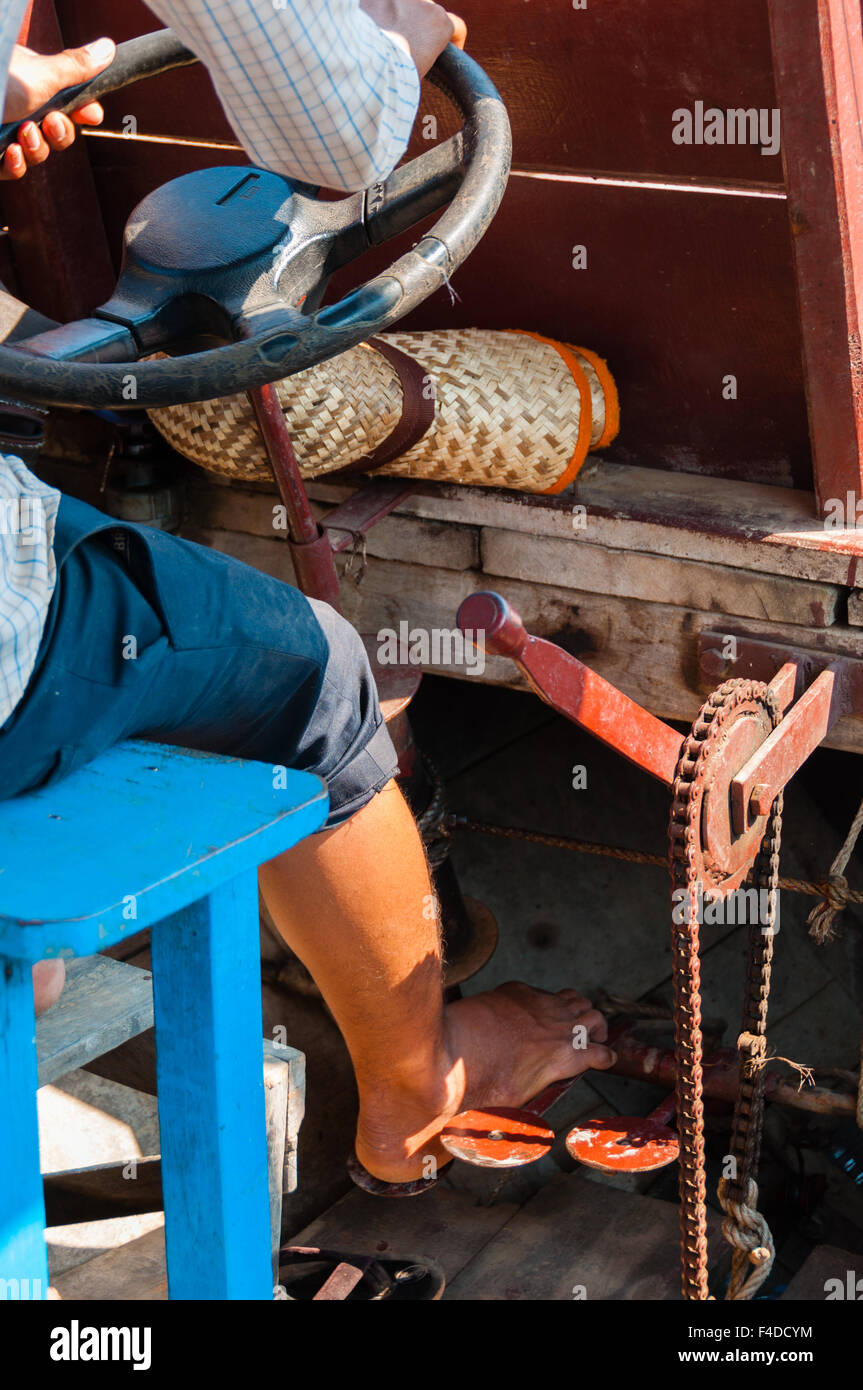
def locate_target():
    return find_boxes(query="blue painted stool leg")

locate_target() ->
[150,873,272,1300]
[0,955,49,1301]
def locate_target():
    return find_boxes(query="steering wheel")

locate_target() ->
[0,29,511,409]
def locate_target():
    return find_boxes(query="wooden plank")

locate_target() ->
[52,1226,168,1301]
[262,1038,308,1262]
[328,553,863,754]
[480,527,841,627]
[781,1243,862,1300]
[0,953,50,1297]
[189,464,863,584]
[287,1182,520,1287]
[767,0,863,514]
[263,1040,305,1200]
[36,956,153,1088]
[151,875,272,1300]
[43,1156,162,1226]
[446,1170,721,1300]
[198,478,841,674]
[310,467,863,580]
[185,483,480,573]
[849,590,863,626]
[184,526,863,753]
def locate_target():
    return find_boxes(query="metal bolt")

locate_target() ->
[748,783,772,817]
[699,649,729,680]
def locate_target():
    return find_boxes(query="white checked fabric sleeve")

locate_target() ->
[145,0,422,191]
[0,456,60,728]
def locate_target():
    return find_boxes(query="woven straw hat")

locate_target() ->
[148,328,618,495]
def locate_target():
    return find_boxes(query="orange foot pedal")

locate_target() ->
[440,1076,575,1168]
[566,1092,679,1175]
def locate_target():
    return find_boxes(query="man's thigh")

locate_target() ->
[0,501,397,827]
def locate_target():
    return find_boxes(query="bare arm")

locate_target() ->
[359,0,466,76]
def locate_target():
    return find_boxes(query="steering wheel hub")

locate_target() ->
[124,168,296,275]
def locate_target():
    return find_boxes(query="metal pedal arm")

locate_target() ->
[456,592,685,786]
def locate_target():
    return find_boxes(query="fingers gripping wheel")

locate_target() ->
[0,30,512,410]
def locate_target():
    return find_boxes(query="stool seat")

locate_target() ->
[0,739,328,960]
[0,739,329,1301]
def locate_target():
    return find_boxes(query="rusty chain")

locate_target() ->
[668,678,781,1301]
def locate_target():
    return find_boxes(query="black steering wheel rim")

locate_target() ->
[0,31,511,410]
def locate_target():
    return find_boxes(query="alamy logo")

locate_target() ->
[672,102,780,157]
[672,883,779,932]
[824,1271,863,1300]
[377,622,485,675]
[50,1320,152,1371]
[0,495,45,544]
[0,1277,43,1299]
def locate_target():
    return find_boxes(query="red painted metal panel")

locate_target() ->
[767,0,863,516]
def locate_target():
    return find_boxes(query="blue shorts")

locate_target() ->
[0,495,398,829]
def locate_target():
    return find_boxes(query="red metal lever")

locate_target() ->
[457,592,685,786]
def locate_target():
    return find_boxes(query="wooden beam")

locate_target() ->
[43,1156,162,1226]
[767,0,863,516]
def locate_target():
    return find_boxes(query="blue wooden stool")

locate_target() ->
[0,739,328,1301]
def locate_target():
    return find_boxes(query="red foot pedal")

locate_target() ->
[440,1107,555,1167]
[347,1149,439,1197]
[566,1114,679,1174]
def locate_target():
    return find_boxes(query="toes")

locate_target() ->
[556,988,593,1010]
[497,979,551,1000]
[571,1008,608,1043]
[584,1042,618,1071]
[560,1040,617,1078]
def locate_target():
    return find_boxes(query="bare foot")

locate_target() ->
[32,958,65,1016]
[354,981,615,1184]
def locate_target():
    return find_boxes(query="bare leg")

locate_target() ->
[260,778,615,1184]
[32,958,65,1016]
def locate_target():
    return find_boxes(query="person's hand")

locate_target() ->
[360,0,466,78]
[1,37,115,181]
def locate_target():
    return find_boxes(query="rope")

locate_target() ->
[449,816,863,913]
[806,794,863,943]
[717,1176,776,1300]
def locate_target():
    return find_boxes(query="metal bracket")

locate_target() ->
[699,630,863,833]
